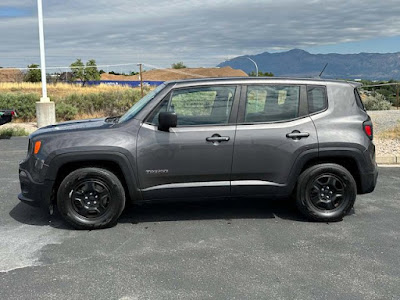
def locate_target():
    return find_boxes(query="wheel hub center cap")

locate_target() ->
[320,185,335,201]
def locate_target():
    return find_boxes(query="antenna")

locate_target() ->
[319,63,328,78]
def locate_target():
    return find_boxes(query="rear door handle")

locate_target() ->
[286,131,310,139]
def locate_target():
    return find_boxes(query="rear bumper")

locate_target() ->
[18,169,53,208]
[358,168,378,194]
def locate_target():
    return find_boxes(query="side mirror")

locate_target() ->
[158,112,177,131]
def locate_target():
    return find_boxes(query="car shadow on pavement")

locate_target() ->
[9,197,309,230]
[9,202,71,229]
[119,198,308,225]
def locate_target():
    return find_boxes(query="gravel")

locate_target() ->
[374,138,400,156]
[367,110,400,156]
[367,110,400,134]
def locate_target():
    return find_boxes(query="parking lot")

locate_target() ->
[0,137,399,300]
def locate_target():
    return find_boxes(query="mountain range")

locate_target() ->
[217,49,400,80]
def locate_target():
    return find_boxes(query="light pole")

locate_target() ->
[245,57,258,77]
[36,0,55,128]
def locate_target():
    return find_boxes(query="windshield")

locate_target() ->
[118,83,167,123]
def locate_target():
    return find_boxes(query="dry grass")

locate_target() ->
[376,123,400,139]
[75,111,108,120]
[0,82,133,99]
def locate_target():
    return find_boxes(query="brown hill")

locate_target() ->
[101,66,248,81]
[0,69,24,82]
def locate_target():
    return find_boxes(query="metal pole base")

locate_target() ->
[36,99,56,128]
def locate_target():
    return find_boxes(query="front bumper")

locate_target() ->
[18,169,53,208]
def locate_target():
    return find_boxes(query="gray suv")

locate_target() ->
[18,77,378,229]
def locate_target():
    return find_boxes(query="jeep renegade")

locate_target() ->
[18,77,378,229]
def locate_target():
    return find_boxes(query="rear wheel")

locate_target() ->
[296,163,356,222]
[57,167,125,229]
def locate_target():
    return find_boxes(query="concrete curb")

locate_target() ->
[376,156,399,164]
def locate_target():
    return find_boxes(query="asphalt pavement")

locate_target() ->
[0,137,399,300]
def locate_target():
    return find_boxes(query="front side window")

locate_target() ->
[307,86,327,114]
[148,86,236,126]
[119,83,167,123]
[245,85,300,122]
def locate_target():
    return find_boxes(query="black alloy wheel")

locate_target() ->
[308,174,346,211]
[57,167,125,229]
[70,180,111,218]
[296,163,357,222]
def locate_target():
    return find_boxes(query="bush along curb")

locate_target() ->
[376,156,399,164]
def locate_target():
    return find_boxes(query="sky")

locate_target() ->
[1,0,400,72]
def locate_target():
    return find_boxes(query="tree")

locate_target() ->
[85,59,101,82]
[70,59,85,84]
[70,59,100,86]
[171,62,186,69]
[24,64,41,82]
[249,71,274,77]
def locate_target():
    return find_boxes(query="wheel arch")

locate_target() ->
[299,156,361,192]
[46,150,141,204]
[289,148,366,194]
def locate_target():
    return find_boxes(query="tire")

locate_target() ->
[296,163,357,222]
[57,167,125,229]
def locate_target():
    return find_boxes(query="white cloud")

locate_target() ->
[1,0,400,69]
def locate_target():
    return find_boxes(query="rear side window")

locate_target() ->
[244,85,300,122]
[307,86,327,114]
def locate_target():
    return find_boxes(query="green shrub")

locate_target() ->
[0,127,29,138]
[0,93,39,121]
[0,88,146,121]
[56,102,79,121]
[63,89,142,116]
[363,93,392,110]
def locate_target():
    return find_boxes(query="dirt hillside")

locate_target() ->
[0,69,24,82]
[101,66,248,81]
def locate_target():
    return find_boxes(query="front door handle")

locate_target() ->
[206,136,230,142]
[286,131,310,139]
[206,134,230,144]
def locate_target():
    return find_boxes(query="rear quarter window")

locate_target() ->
[307,85,327,114]
[354,88,366,111]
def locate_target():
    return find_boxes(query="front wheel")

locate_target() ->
[57,167,125,229]
[296,163,357,222]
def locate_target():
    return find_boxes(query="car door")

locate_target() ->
[231,84,318,196]
[136,85,240,200]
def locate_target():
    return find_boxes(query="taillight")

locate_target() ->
[363,121,373,140]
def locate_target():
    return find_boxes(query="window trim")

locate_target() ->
[306,85,328,116]
[236,84,308,125]
[144,84,241,128]
[354,88,366,111]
